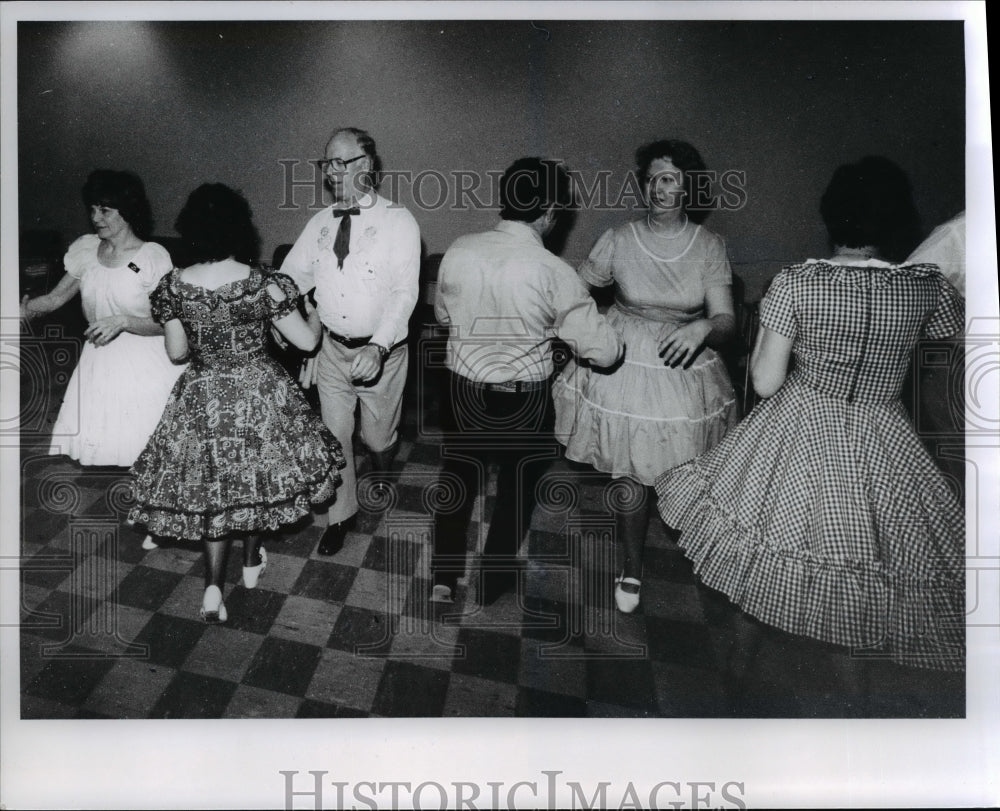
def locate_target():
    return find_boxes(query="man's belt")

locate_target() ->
[324,327,373,349]
[466,378,549,393]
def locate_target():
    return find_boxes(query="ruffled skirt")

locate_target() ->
[49,332,184,467]
[654,372,965,671]
[553,306,737,485]
[128,356,345,540]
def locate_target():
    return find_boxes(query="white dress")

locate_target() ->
[48,234,184,466]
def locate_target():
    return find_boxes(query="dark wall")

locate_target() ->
[18,20,965,300]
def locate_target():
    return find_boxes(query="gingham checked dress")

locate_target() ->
[655,259,965,671]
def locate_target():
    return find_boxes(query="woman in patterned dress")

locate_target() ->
[553,139,738,613]
[20,170,184,550]
[129,184,346,623]
[655,157,965,704]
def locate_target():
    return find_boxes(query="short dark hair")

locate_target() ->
[81,169,154,239]
[173,183,260,266]
[331,126,382,190]
[820,156,921,260]
[634,139,710,223]
[499,158,573,223]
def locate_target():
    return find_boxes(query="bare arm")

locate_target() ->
[163,319,189,363]
[658,284,736,367]
[84,313,165,346]
[20,274,81,319]
[269,282,322,352]
[750,326,793,397]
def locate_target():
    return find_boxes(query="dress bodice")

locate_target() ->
[760,261,964,403]
[578,220,732,325]
[63,234,173,323]
[150,265,300,365]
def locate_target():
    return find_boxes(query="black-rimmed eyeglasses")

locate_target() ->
[315,155,367,173]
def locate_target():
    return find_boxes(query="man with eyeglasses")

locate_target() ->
[281,127,420,556]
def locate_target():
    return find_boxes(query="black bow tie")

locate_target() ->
[332,208,360,268]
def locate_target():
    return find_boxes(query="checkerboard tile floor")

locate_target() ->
[18,353,964,719]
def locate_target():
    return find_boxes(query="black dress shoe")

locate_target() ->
[318,521,349,556]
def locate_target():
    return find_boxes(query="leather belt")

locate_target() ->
[324,327,372,349]
[467,378,549,393]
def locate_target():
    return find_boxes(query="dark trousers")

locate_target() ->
[431,371,558,588]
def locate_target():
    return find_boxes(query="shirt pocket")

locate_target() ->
[360,261,379,285]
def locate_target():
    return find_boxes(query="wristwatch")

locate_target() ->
[368,342,390,362]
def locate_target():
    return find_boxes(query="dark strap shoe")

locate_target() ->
[318,521,350,556]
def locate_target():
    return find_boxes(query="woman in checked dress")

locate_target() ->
[655,157,966,703]
[129,184,345,623]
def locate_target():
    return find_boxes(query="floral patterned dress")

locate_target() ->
[129,266,345,540]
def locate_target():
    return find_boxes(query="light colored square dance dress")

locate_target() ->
[48,234,184,466]
[553,219,738,485]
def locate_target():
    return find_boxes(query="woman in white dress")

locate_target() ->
[21,170,184,548]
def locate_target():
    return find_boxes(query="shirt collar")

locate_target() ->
[805,257,895,268]
[331,190,378,215]
[495,218,544,246]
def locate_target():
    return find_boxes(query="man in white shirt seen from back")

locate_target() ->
[432,157,624,605]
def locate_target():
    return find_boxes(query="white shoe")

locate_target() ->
[614,574,641,614]
[200,585,227,623]
[242,546,267,589]
[141,535,159,551]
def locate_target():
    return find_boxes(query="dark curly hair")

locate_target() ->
[499,157,574,223]
[81,169,154,239]
[635,139,710,224]
[820,156,922,262]
[173,183,260,266]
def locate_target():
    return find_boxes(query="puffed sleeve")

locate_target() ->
[149,272,181,324]
[62,234,99,279]
[701,231,733,289]
[922,272,965,340]
[578,228,616,287]
[133,242,174,292]
[759,267,798,339]
[264,271,301,319]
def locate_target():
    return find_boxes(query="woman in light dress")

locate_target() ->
[554,139,738,613]
[21,170,184,550]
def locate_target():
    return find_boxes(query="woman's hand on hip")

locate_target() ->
[658,319,711,368]
[84,314,128,346]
